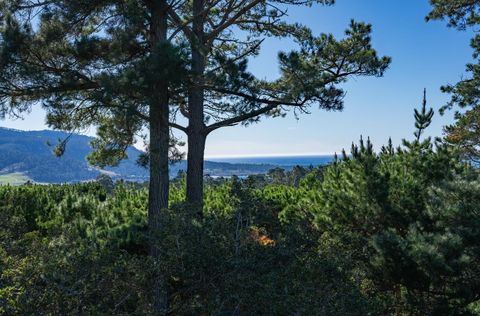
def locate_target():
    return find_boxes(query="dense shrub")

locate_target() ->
[278,137,480,315]
[0,180,377,315]
[1,136,480,314]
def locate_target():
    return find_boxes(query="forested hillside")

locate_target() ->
[0,127,148,182]
[0,128,283,183]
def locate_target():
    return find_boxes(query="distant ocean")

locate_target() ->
[207,155,336,167]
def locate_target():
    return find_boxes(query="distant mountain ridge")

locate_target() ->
[0,128,281,183]
[0,127,148,183]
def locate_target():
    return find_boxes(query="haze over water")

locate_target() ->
[208,155,336,167]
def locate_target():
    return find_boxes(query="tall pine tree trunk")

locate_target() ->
[186,0,206,216]
[148,97,169,314]
[149,0,169,314]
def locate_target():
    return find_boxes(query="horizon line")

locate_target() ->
[205,153,336,159]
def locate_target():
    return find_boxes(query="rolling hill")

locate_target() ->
[0,128,278,183]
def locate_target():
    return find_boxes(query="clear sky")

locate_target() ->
[0,0,474,157]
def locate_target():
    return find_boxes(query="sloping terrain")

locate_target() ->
[0,128,148,183]
[0,128,278,183]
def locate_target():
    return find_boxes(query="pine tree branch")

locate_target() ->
[10,0,54,10]
[168,0,225,40]
[1,82,100,98]
[1,81,154,122]
[165,5,198,44]
[206,0,263,43]
[206,103,277,133]
[169,122,187,133]
[207,86,308,107]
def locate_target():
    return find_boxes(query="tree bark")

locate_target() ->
[186,127,206,215]
[149,0,169,314]
[186,0,207,216]
[148,96,169,315]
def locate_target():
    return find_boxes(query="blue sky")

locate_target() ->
[0,0,475,157]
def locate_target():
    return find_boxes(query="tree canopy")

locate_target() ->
[163,0,391,212]
[427,0,480,161]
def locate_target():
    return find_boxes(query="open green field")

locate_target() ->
[0,173,32,185]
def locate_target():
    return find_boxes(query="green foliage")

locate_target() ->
[427,0,480,161]
[0,183,152,314]
[2,93,480,314]
[427,0,480,29]
[414,89,434,142]
[274,20,390,111]
[155,178,377,315]
[276,138,480,313]
[0,1,187,168]
[201,19,391,131]
[0,179,379,314]
[443,105,480,162]
[1,139,480,314]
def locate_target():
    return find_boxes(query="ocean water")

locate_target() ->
[207,155,336,167]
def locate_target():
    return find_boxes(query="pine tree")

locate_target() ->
[0,1,186,312]
[427,0,480,160]
[414,89,434,142]
[298,99,478,313]
[165,2,391,214]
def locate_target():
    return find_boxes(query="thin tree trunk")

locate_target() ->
[186,0,206,216]
[149,0,169,314]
